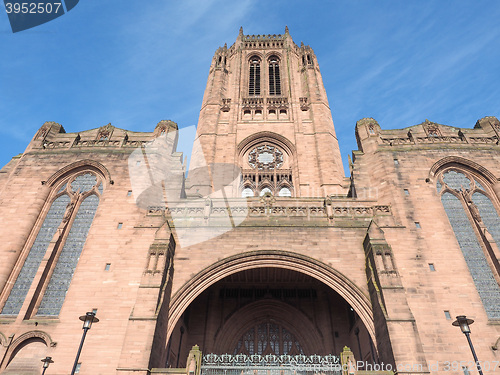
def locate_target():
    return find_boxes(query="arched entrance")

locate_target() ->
[165,251,377,367]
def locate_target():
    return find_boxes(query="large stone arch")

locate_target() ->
[1,330,52,371]
[45,159,113,187]
[167,250,375,345]
[428,156,498,183]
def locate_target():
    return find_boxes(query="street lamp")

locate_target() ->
[41,356,53,375]
[71,312,99,375]
[452,315,484,375]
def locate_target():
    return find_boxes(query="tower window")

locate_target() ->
[260,187,273,196]
[268,56,281,96]
[249,57,261,96]
[278,187,292,197]
[242,187,254,198]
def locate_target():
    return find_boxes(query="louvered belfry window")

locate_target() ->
[249,56,261,96]
[268,56,281,96]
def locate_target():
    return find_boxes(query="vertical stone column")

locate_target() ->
[116,223,175,374]
[364,222,429,375]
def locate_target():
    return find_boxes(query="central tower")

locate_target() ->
[189,27,346,198]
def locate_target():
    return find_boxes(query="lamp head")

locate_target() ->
[452,315,474,334]
[41,356,53,368]
[79,311,99,329]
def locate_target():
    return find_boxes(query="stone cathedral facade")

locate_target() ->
[0,28,499,375]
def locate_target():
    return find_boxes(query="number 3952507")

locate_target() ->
[5,2,62,14]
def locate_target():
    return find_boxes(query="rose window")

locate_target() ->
[248,145,283,170]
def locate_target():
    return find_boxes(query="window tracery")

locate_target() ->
[241,143,293,197]
[437,169,500,319]
[248,145,283,170]
[1,170,103,317]
[234,322,303,355]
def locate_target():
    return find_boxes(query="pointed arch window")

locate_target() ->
[240,142,294,198]
[234,321,304,355]
[249,56,261,96]
[268,56,281,96]
[437,169,500,319]
[1,171,104,317]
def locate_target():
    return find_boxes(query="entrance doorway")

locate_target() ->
[166,268,375,367]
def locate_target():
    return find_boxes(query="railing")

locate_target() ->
[201,353,342,375]
[151,346,393,375]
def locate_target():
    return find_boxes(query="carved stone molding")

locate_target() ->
[96,123,114,141]
[45,160,112,187]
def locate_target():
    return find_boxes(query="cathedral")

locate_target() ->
[0,28,499,375]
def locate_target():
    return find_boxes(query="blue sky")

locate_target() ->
[1,1,500,175]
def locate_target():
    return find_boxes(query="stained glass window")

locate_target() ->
[234,322,303,355]
[439,170,500,319]
[1,195,70,315]
[1,170,103,317]
[37,195,99,316]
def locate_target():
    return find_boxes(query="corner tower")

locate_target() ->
[189,27,346,197]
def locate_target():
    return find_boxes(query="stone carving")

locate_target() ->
[146,202,390,219]
[267,97,288,110]
[97,123,114,141]
[299,97,309,111]
[37,124,51,139]
[423,123,441,137]
[221,98,231,112]
[62,201,76,223]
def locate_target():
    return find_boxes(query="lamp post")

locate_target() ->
[71,312,99,375]
[452,315,484,375]
[41,356,53,375]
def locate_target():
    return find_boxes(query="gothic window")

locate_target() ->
[241,142,293,198]
[1,171,104,317]
[302,54,313,67]
[234,322,303,355]
[242,187,254,198]
[437,169,500,319]
[248,145,283,171]
[268,56,281,96]
[278,187,292,197]
[1,195,70,315]
[259,187,273,196]
[249,56,261,96]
